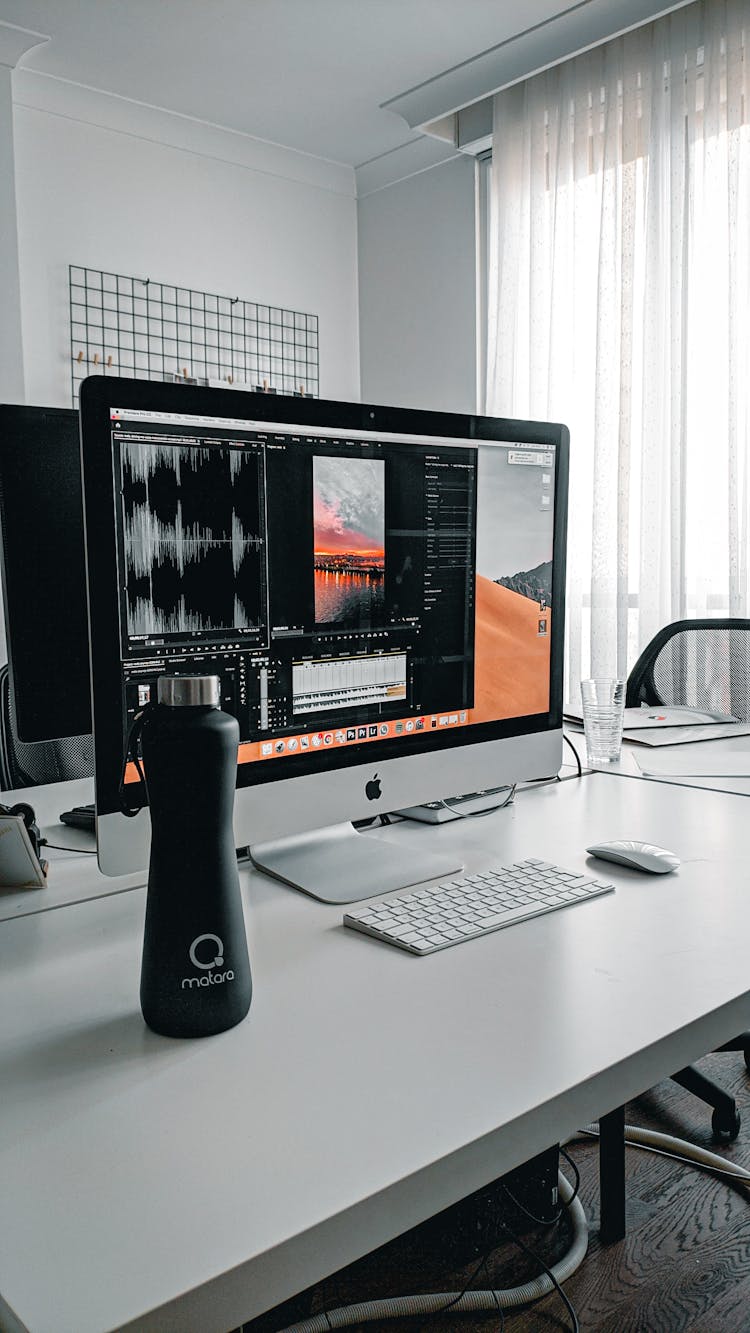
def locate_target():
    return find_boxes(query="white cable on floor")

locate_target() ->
[276,1170,587,1332]
[574,1123,750,1183]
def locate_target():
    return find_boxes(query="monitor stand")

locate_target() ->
[249,822,463,903]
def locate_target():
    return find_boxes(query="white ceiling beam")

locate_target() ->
[382,0,695,130]
[0,20,50,69]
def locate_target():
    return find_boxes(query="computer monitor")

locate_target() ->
[80,377,569,897]
[0,404,92,745]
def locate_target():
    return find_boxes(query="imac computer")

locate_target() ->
[0,404,93,754]
[79,377,569,899]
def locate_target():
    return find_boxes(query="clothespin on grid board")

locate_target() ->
[75,351,113,369]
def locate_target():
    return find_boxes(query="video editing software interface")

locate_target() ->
[114,408,557,786]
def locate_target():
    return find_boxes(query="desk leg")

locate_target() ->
[599,1105,626,1243]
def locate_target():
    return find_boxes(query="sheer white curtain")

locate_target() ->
[486,0,750,702]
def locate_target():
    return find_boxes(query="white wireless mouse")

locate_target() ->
[586,839,680,874]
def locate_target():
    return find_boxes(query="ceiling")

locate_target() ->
[0,1,682,169]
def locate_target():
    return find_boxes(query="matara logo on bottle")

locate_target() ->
[181,933,235,988]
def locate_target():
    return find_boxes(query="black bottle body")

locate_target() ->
[139,701,252,1038]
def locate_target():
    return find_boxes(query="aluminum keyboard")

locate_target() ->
[343,859,615,955]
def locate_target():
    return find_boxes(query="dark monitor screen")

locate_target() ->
[0,405,92,743]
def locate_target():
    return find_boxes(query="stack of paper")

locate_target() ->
[564,704,748,747]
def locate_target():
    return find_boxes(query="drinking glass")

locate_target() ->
[580,678,626,764]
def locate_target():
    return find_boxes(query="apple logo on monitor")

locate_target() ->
[365,773,382,801]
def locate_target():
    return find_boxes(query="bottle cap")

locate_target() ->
[157,675,221,708]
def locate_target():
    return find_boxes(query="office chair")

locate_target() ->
[627,618,750,1141]
[0,664,93,791]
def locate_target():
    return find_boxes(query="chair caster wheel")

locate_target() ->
[712,1107,741,1143]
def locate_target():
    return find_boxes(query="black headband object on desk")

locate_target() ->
[0,801,47,888]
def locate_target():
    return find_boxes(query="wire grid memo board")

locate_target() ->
[69,265,319,406]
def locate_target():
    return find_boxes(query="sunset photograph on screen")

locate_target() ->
[313,455,385,626]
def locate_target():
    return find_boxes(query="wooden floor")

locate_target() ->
[245,1050,750,1333]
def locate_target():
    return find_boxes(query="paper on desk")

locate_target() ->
[565,719,750,746]
[623,721,750,746]
[633,752,750,778]
[564,705,738,729]
[623,706,738,728]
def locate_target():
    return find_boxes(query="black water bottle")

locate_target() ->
[139,675,252,1038]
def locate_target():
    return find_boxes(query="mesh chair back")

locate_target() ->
[0,665,93,791]
[626,619,750,721]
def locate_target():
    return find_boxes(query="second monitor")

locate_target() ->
[0,404,91,746]
[80,379,568,896]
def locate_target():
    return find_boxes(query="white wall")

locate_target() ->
[0,65,24,404]
[11,73,360,408]
[357,154,477,414]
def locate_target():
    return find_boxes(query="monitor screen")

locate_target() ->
[0,404,92,744]
[80,378,568,880]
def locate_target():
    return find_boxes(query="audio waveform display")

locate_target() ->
[127,595,256,638]
[124,440,252,486]
[120,436,267,641]
[124,504,263,580]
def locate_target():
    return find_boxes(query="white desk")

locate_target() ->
[568,727,750,796]
[1,772,750,1333]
